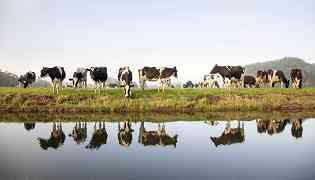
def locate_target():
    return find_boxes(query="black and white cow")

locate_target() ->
[71,68,88,88]
[290,69,303,88]
[243,75,257,88]
[210,65,245,89]
[203,73,224,88]
[118,67,133,97]
[138,66,178,92]
[87,67,108,94]
[18,71,36,88]
[40,66,66,95]
[267,69,290,88]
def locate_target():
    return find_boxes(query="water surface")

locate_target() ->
[0,115,314,180]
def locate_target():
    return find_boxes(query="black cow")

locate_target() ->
[87,67,108,94]
[290,69,303,88]
[138,66,178,92]
[40,66,66,95]
[118,121,133,147]
[37,122,66,150]
[18,71,36,88]
[71,68,88,88]
[138,122,178,147]
[118,67,133,97]
[210,65,245,89]
[243,75,256,88]
[210,121,245,147]
[267,69,290,88]
[86,122,108,150]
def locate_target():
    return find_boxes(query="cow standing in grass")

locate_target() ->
[210,65,245,89]
[290,69,303,88]
[18,71,36,88]
[118,67,133,97]
[87,67,108,94]
[40,66,66,95]
[71,68,88,88]
[243,75,257,88]
[256,70,268,88]
[138,66,178,92]
[203,73,224,88]
[267,70,290,88]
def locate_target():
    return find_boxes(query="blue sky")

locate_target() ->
[1,0,314,82]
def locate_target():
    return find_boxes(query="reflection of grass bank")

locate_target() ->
[1,111,315,123]
[1,87,315,113]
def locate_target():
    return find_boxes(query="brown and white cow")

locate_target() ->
[210,121,245,147]
[290,69,303,88]
[256,119,289,135]
[138,122,178,147]
[138,66,178,92]
[118,67,133,97]
[256,70,269,88]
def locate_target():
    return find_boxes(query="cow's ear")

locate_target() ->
[174,66,177,70]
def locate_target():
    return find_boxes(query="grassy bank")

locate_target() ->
[1,87,315,113]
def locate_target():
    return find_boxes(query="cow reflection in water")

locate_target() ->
[69,122,87,145]
[86,122,107,150]
[211,121,245,147]
[139,122,178,147]
[256,119,289,135]
[291,119,303,138]
[118,121,134,147]
[24,123,35,131]
[38,122,65,150]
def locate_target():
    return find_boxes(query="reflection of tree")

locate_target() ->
[210,121,245,147]
[118,121,133,147]
[69,122,87,145]
[38,122,65,150]
[86,122,107,150]
[256,119,289,135]
[24,123,35,131]
[138,122,178,148]
[291,119,303,139]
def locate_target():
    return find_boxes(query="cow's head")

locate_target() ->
[40,67,49,78]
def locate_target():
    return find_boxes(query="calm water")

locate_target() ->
[0,116,314,180]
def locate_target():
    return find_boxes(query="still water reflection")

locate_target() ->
[0,117,314,180]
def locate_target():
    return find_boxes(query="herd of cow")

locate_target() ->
[17,64,303,97]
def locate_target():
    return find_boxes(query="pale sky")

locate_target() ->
[1,0,314,82]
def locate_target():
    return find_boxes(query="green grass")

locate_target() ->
[1,87,315,113]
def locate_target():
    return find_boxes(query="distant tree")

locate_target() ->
[0,69,18,87]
